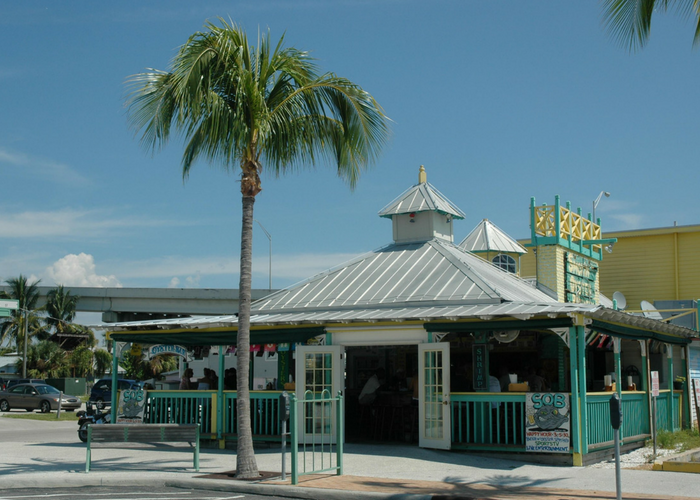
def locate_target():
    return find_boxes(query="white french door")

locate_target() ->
[418,342,451,450]
[295,344,345,444]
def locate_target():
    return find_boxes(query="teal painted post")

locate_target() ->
[554,195,561,241]
[111,339,118,423]
[85,424,92,472]
[194,424,200,471]
[639,341,650,433]
[217,345,225,440]
[667,345,675,430]
[336,391,343,476]
[577,325,588,454]
[568,327,582,457]
[530,197,537,242]
[290,393,299,485]
[566,201,573,246]
[683,346,691,429]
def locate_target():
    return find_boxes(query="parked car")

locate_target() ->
[0,377,6,391]
[89,378,143,409]
[0,383,82,413]
[6,378,46,389]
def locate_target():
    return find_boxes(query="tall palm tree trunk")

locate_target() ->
[236,193,259,478]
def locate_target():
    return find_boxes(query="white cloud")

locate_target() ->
[168,277,181,288]
[0,208,188,239]
[0,147,91,186]
[45,253,122,287]
[609,213,644,230]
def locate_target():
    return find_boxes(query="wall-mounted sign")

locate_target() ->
[651,371,660,397]
[564,252,598,304]
[472,344,489,391]
[148,344,190,360]
[526,393,570,453]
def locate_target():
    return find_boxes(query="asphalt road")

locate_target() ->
[0,413,78,443]
[0,486,285,500]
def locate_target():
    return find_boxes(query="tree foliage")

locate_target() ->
[603,0,700,50]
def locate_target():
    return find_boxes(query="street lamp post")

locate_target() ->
[255,219,272,290]
[593,191,611,224]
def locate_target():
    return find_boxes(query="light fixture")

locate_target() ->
[409,212,416,223]
[605,242,615,253]
[592,191,611,223]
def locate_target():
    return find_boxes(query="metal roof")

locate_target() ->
[252,238,554,314]
[459,219,528,255]
[378,182,466,220]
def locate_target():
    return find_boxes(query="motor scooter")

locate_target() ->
[77,401,111,442]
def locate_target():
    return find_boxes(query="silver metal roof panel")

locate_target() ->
[459,219,528,254]
[378,182,466,220]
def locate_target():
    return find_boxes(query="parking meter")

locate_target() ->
[279,391,290,423]
[609,392,622,430]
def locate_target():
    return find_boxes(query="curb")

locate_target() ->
[0,473,431,500]
[167,478,433,500]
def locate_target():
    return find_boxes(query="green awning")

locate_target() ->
[108,326,326,347]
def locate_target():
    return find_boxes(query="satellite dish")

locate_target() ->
[612,291,627,311]
[493,330,519,343]
[641,300,664,321]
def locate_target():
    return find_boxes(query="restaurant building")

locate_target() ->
[108,167,697,465]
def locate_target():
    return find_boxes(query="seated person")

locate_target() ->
[359,367,385,405]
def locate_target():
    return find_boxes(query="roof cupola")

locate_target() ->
[378,166,465,244]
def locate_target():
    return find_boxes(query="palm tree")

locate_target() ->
[126,19,390,478]
[1,275,44,354]
[603,0,700,50]
[93,348,113,378]
[20,340,69,379]
[45,285,78,333]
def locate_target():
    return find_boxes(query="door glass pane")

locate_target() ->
[423,349,444,440]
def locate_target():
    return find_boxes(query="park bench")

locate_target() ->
[85,423,200,472]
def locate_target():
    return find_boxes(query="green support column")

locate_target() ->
[111,339,118,423]
[683,345,691,429]
[217,345,225,444]
[638,340,650,434]
[667,345,674,430]
[568,326,582,464]
[576,324,588,455]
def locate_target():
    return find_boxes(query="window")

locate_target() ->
[493,254,516,273]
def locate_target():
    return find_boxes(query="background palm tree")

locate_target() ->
[126,19,389,478]
[93,348,113,378]
[603,0,700,50]
[1,275,45,354]
[45,285,78,333]
[20,340,69,379]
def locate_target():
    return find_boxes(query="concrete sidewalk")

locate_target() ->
[0,418,699,499]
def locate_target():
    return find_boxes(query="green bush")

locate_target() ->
[654,429,700,452]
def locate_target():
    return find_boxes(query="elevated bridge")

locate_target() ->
[0,286,274,323]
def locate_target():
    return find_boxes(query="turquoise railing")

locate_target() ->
[144,390,213,434]
[586,392,648,449]
[223,390,285,440]
[144,390,284,440]
[450,393,527,451]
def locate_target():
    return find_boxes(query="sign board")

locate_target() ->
[651,371,660,397]
[0,299,19,310]
[148,344,190,360]
[526,393,570,452]
[0,299,19,317]
[564,253,598,304]
[472,344,489,391]
[116,389,148,423]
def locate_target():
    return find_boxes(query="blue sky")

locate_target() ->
[1,1,698,294]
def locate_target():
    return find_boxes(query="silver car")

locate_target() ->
[0,383,82,413]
